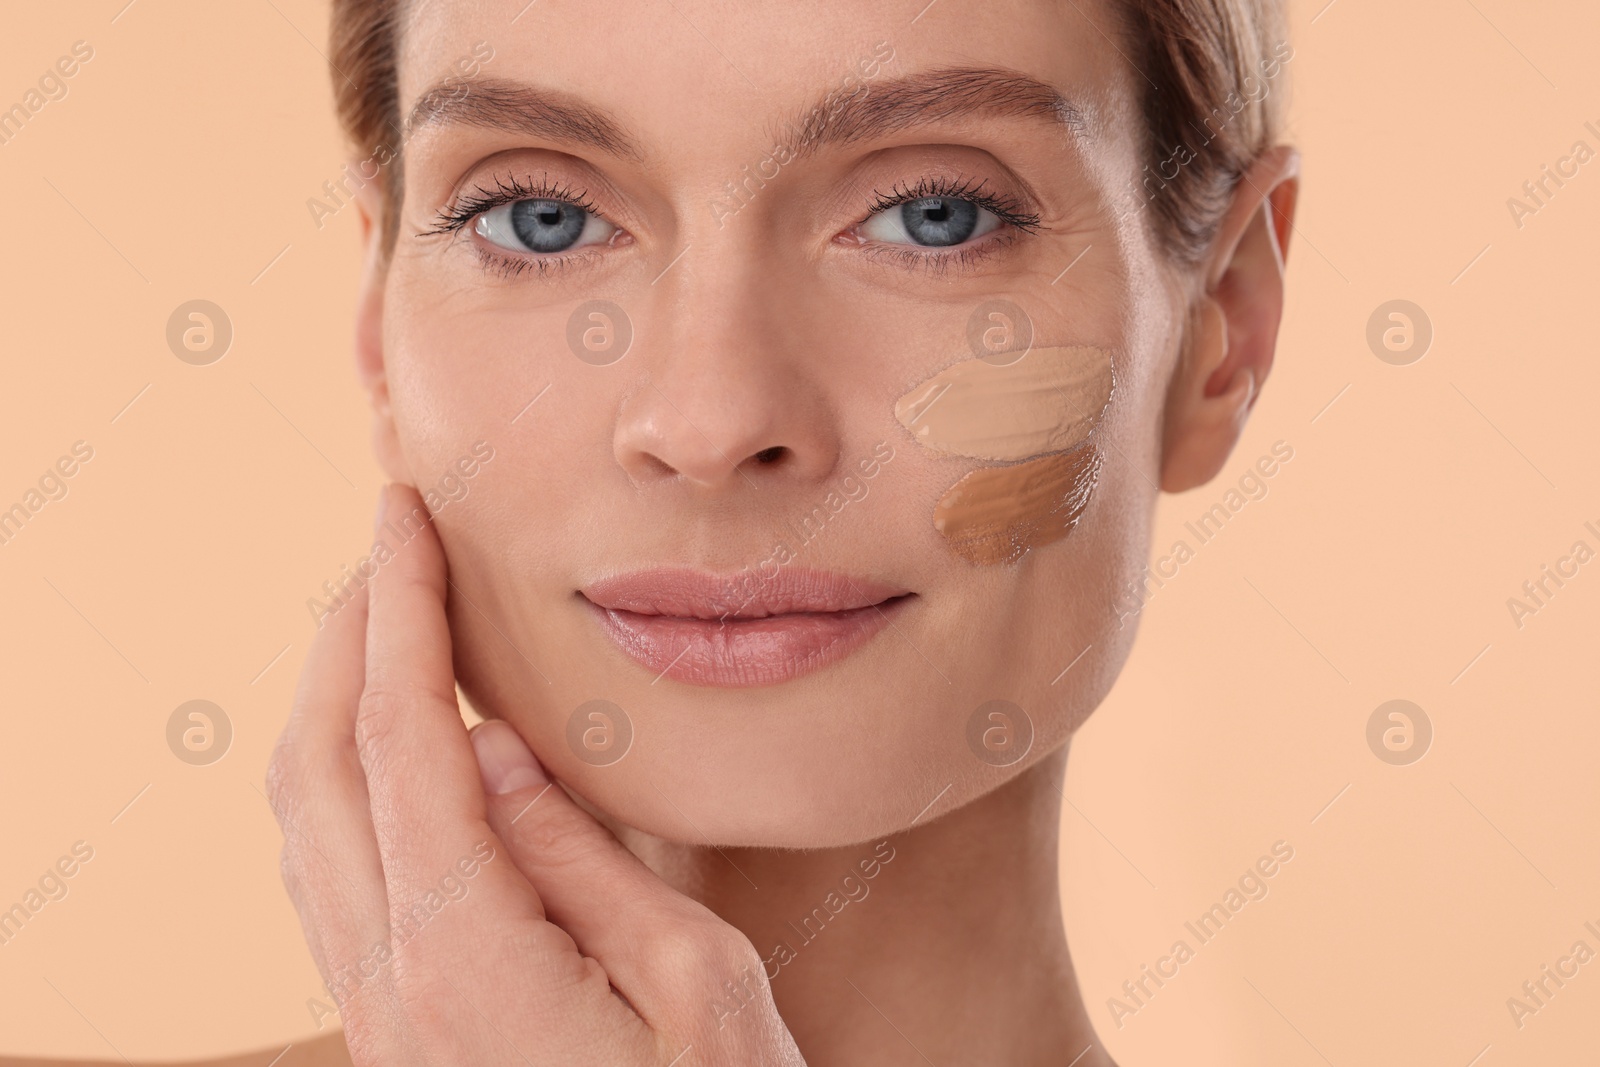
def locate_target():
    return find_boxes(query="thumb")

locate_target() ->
[468,720,763,1022]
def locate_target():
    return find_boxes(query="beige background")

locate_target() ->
[1,0,1595,1062]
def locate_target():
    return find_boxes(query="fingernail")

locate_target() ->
[373,484,388,535]
[470,720,549,795]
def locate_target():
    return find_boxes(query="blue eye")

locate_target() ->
[861,196,1001,248]
[475,198,616,254]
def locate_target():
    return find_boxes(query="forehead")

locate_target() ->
[393,0,1135,152]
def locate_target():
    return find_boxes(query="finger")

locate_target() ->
[356,483,545,924]
[470,720,766,1026]
[357,484,652,1054]
[267,573,390,998]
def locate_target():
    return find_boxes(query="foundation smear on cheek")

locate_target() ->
[896,345,1115,565]
[894,345,1114,461]
[932,445,1102,565]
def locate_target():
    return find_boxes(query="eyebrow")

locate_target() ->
[774,67,1087,161]
[402,66,1081,164]
[404,76,643,160]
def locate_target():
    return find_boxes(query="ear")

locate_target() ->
[352,176,413,484]
[1159,145,1300,493]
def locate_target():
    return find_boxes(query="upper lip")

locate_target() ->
[581,567,911,619]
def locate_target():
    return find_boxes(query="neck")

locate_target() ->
[618,744,1115,1067]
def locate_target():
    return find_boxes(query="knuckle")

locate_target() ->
[642,919,760,990]
[354,684,455,762]
[353,686,402,738]
[511,808,607,871]
[266,732,359,831]
[263,734,301,815]
[352,688,408,769]
[276,831,329,904]
[276,842,302,897]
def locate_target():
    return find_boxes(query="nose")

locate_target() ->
[613,252,841,492]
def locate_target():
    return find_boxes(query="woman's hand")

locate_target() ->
[267,484,806,1066]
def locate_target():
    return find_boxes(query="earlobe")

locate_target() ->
[351,178,411,483]
[1159,147,1299,494]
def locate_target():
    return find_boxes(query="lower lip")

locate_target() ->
[585,596,909,687]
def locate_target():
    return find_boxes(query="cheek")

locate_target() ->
[895,344,1113,461]
[933,447,1102,565]
[383,293,510,466]
[893,344,1116,565]
[381,297,572,592]
[383,285,590,496]
[879,282,1173,761]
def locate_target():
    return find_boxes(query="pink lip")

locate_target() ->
[580,568,913,687]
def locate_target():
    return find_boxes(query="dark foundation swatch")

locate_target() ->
[932,444,1102,565]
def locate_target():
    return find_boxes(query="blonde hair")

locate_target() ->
[1111,0,1291,262]
[328,0,1289,264]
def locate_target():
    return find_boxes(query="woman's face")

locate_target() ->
[370,0,1183,847]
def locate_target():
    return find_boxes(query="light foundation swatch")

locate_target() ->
[895,345,1114,461]
[897,344,1114,565]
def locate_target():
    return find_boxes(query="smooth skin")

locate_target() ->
[10,154,1297,1067]
[7,0,1297,1062]
[363,0,1289,863]
[267,483,804,1064]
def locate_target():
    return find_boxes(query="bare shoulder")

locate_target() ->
[0,1032,353,1067]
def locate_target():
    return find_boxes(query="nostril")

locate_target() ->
[753,446,786,465]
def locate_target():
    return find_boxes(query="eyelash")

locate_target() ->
[862,175,1043,234]
[422,175,611,279]
[851,174,1044,274]
[422,172,1043,278]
